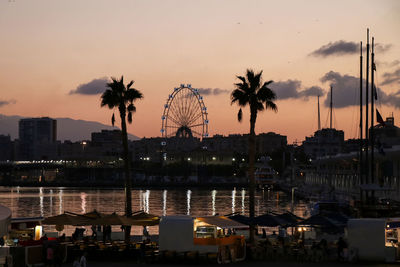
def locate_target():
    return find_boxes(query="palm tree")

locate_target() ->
[101,76,143,242]
[231,69,277,245]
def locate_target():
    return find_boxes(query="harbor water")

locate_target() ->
[0,186,309,236]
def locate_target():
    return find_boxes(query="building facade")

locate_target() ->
[18,117,57,160]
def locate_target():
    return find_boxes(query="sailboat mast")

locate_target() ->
[371,37,375,189]
[330,86,333,129]
[365,29,370,185]
[359,41,363,197]
[318,95,321,130]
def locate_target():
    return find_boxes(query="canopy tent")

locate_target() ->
[196,216,248,229]
[0,204,11,236]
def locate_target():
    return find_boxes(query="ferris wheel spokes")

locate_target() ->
[161,84,209,140]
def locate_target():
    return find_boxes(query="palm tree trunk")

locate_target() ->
[248,108,257,246]
[120,110,132,243]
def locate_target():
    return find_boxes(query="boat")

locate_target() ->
[254,157,277,189]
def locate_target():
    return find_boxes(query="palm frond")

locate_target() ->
[236,75,247,84]
[125,88,143,103]
[265,101,278,112]
[246,69,255,83]
[126,80,134,89]
[127,112,132,124]
[237,108,243,122]
[231,89,246,104]
[257,83,276,103]
[255,101,264,111]
[127,103,136,113]
[101,89,119,109]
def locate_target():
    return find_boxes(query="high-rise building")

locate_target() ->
[18,117,57,160]
[0,135,13,161]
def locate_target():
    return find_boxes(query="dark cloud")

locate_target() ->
[310,40,359,57]
[375,59,400,68]
[375,43,392,53]
[269,80,324,100]
[0,99,16,107]
[299,86,325,98]
[310,40,392,57]
[390,60,400,67]
[69,77,108,95]
[197,88,229,95]
[320,71,400,108]
[321,71,364,108]
[381,68,400,86]
[380,90,400,107]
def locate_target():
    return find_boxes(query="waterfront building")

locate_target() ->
[18,117,57,160]
[302,128,344,159]
[373,115,400,148]
[59,130,124,161]
[129,132,287,165]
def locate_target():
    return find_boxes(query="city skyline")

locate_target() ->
[0,0,399,143]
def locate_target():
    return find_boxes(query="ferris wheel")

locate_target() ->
[161,84,209,140]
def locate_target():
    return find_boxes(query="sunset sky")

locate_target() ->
[0,0,399,143]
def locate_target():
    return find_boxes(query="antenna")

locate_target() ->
[359,40,363,200]
[318,95,321,130]
[365,28,370,185]
[371,36,375,189]
[330,85,333,129]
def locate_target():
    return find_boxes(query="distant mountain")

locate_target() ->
[0,114,140,141]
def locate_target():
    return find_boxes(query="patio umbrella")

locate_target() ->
[42,213,92,226]
[323,212,349,226]
[129,211,160,226]
[82,210,104,219]
[275,212,303,226]
[297,214,341,232]
[228,214,253,225]
[94,213,131,225]
[255,213,284,227]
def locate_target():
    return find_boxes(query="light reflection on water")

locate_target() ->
[0,186,308,236]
